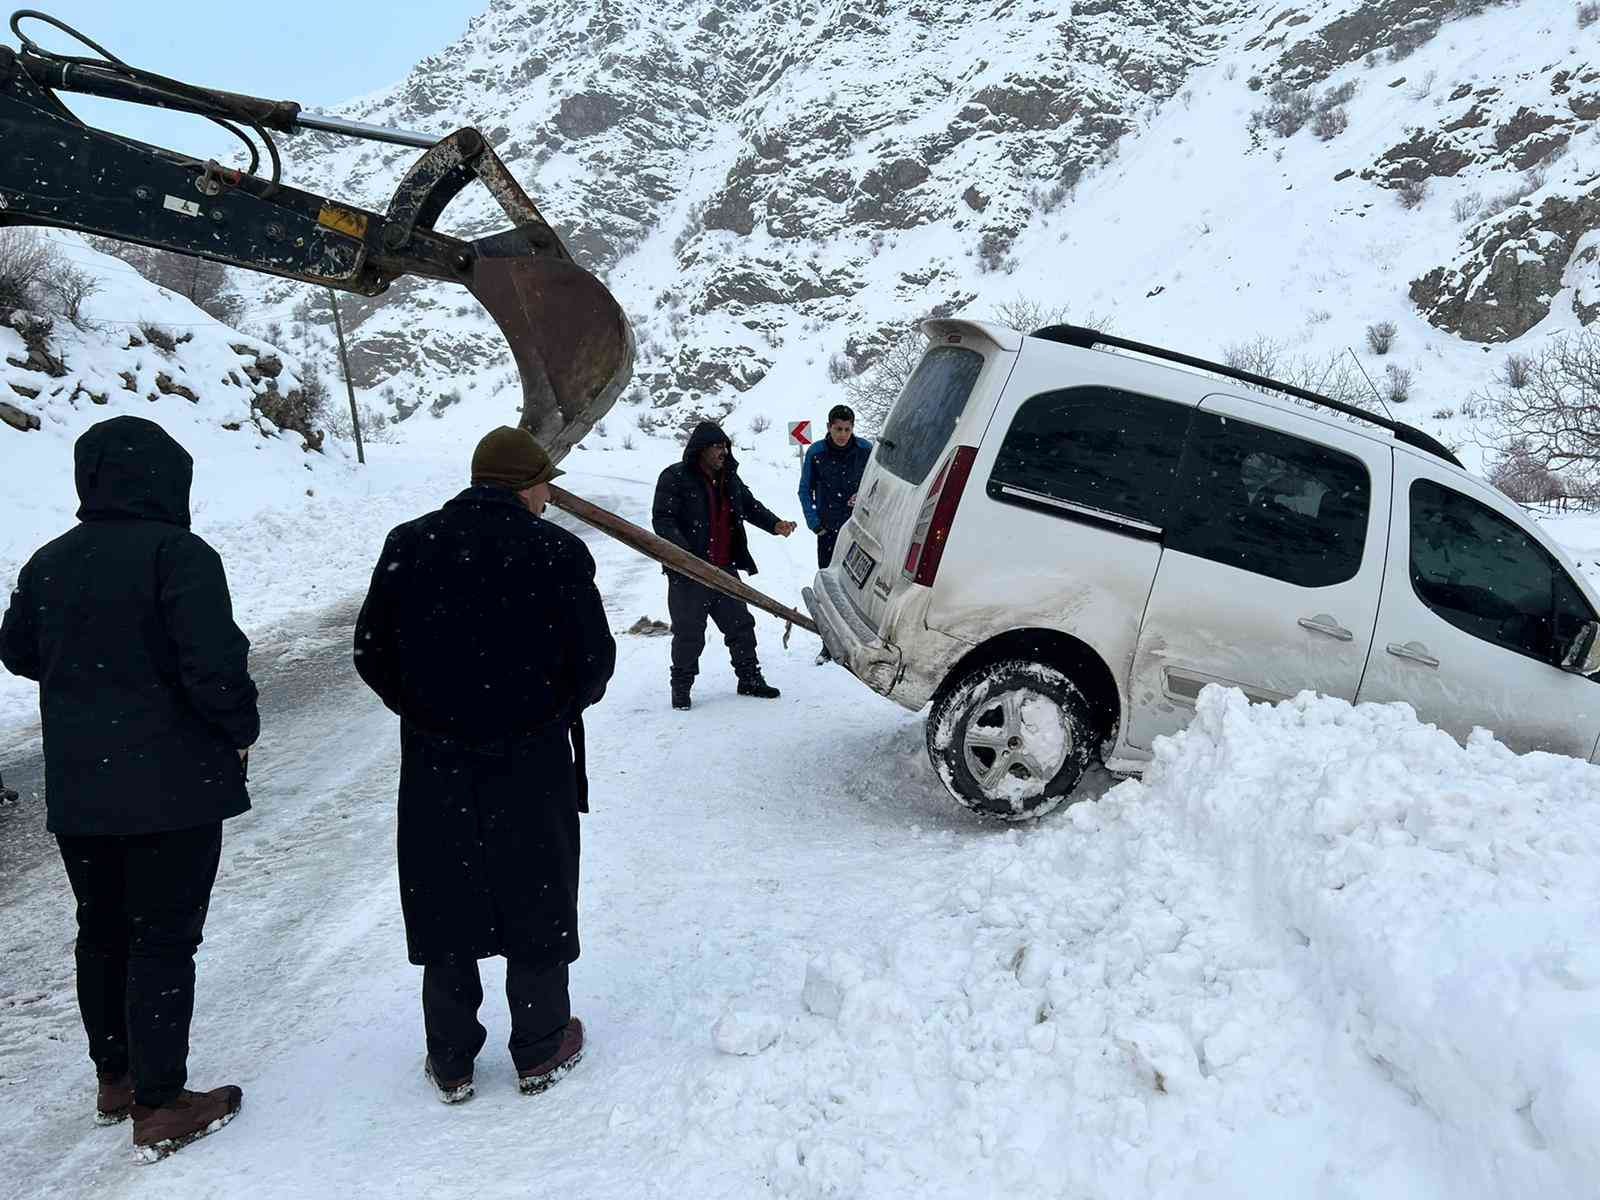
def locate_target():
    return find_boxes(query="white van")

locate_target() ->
[804,320,1600,819]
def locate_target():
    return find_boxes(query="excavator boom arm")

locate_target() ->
[0,41,632,459]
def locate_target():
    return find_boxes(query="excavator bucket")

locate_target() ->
[384,129,635,464]
[468,251,634,463]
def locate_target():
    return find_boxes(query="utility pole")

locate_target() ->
[327,289,365,465]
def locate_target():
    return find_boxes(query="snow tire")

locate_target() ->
[926,658,1097,821]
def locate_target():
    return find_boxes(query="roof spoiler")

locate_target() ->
[919,318,1022,353]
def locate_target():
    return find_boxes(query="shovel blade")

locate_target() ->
[468,252,634,464]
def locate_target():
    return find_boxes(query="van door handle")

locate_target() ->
[1298,614,1354,642]
[1386,640,1440,669]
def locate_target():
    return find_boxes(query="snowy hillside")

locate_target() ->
[219,0,1595,461]
[0,232,362,741]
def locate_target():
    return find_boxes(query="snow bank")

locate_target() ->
[1165,687,1600,1195]
[685,688,1600,1199]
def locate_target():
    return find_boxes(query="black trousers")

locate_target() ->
[816,529,841,569]
[667,570,758,686]
[56,823,223,1108]
[422,959,570,1078]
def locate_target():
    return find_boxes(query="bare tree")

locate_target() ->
[0,229,57,313]
[1489,439,1565,505]
[89,237,243,324]
[988,296,1115,336]
[1483,329,1600,492]
[845,323,928,434]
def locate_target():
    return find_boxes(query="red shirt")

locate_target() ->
[702,470,735,568]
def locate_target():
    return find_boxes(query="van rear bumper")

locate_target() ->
[803,573,908,705]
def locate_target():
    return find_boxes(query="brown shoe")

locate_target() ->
[424,1057,474,1105]
[130,1086,242,1163]
[517,1017,585,1095]
[95,1072,133,1125]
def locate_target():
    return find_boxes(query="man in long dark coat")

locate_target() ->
[0,415,255,1160]
[353,426,614,1104]
[652,421,796,710]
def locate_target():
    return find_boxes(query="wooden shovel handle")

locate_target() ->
[548,484,819,635]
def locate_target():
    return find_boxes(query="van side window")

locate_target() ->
[1166,413,1370,587]
[877,346,985,486]
[1409,480,1594,666]
[987,388,1191,533]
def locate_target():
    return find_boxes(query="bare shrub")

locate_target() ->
[0,229,55,314]
[826,353,853,384]
[748,414,772,434]
[1313,106,1349,140]
[1251,83,1314,137]
[1483,330,1600,493]
[1384,363,1413,404]
[1223,335,1287,378]
[621,433,635,450]
[1481,177,1538,219]
[1397,178,1430,209]
[1366,320,1398,355]
[1451,192,1483,223]
[1322,81,1359,109]
[1222,336,1373,409]
[324,400,396,445]
[989,296,1114,336]
[41,262,101,326]
[976,231,1014,274]
[1502,353,1533,390]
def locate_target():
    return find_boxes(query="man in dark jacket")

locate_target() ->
[0,415,256,1161]
[652,421,796,710]
[353,426,615,1105]
[798,404,873,570]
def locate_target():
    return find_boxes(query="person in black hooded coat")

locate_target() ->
[651,421,796,709]
[0,414,254,1148]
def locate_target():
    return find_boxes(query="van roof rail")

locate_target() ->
[1030,324,1463,469]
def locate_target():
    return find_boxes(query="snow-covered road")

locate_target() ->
[5,459,1599,1200]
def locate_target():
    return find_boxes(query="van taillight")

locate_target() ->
[903,446,977,586]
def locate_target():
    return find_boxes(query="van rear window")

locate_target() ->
[877,346,983,486]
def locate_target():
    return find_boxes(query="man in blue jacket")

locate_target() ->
[798,404,873,570]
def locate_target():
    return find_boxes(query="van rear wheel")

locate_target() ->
[926,659,1096,820]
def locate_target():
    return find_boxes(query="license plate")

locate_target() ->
[844,542,875,589]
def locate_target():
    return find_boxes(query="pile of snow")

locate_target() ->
[684,687,1600,1199]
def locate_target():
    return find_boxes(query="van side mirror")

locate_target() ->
[1560,620,1600,676]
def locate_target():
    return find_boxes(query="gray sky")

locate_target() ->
[9,1,485,160]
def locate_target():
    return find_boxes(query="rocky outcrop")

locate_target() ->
[1411,187,1600,341]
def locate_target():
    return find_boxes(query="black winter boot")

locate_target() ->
[737,675,780,700]
[671,683,692,710]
